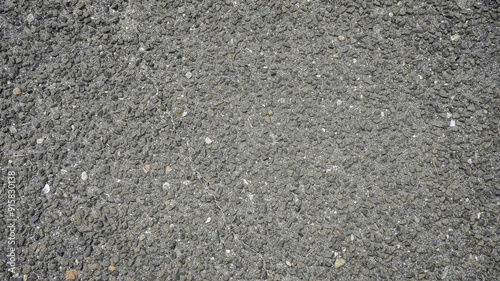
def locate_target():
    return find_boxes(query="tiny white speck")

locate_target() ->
[381,111,385,117]
[206,217,211,223]
[43,184,50,194]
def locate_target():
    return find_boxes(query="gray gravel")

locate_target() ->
[1,0,499,280]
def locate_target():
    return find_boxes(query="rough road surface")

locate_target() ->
[1,0,499,280]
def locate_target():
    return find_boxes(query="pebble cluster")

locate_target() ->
[1,0,499,280]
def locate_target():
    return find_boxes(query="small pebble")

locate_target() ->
[205,137,213,144]
[165,166,173,174]
[65,269,78,280]
[42,184,50,194]
[81,171,88,181]
[268,110,274,116]
[457,0,468,9]
[440,266,449,280]
[27,14,35,23]
[338,35,346,41]
[185,72,193,79]
[36,138,44,144]
[450,120,456,127]
[450,34,460,41]
[334,258,346,268]
[13,88,22,95]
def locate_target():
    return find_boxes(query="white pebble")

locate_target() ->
[205,217,212,223]
[450,120,456,127]
[81,171,88,181]
[185,72,193,79]
[205,137,212,144]
[336,99,342,106]
[42,184,50,194]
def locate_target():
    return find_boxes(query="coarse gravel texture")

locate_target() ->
[1,0,499,280]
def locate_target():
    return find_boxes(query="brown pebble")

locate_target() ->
[66,269,78,280]
[338,35,346,41]
[109,265,116,271]
[13,88,22,95]
[165,166,173,174]
[333,54,340,59]
[268,110,274,116]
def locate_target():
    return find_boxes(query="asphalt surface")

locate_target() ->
[1,0,499,280]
